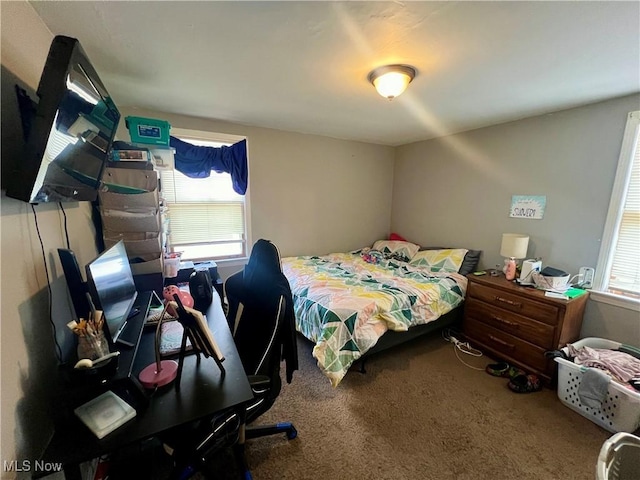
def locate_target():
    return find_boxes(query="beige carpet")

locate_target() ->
[241,332,615,480]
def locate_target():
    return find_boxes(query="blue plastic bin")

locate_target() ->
[125,116,170,146]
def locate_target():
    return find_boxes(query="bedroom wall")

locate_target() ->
[391,94,640,345]
[117,106,395,277]
[1,2,102,477]
[1,3,394,469]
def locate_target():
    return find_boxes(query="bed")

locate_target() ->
[282,240,481,386]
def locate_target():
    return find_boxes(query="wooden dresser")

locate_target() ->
[462,273,588,384]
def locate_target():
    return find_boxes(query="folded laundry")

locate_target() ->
[578,368,611,408]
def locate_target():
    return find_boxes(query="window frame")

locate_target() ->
[165,127,251,264]
[591,111,640,311]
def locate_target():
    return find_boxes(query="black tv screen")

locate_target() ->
[6,35,120,203]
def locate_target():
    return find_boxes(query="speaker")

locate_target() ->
[58,248,90,320]
[189,269,213,313]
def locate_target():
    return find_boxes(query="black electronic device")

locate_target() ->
[189,269,214,313]
[6,35,120,203]
[57,248,91,320]
[85,241,139,347]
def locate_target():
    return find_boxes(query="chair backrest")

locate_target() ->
[224,240,293,398]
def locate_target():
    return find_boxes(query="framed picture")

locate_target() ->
[510,195,546,219]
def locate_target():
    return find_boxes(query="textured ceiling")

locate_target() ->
[29,1,640,146]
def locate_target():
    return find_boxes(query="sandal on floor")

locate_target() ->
[508,374,542,393]
[486,361,510,377]
[486,362,525,379]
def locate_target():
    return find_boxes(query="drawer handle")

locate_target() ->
[488,334,515,350]
[491,315,519,328]
[494,295,522,308]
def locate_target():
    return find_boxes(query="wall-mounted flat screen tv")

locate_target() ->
[6,35,120,204]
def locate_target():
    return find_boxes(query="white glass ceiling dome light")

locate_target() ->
[368,65,416,100]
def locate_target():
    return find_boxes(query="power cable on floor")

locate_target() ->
[442,328,485,371]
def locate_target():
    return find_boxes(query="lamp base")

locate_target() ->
[139,360,178,389]
[505,258,517,281]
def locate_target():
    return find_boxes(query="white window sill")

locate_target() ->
[208,257,249,268]
[588,290,640,312]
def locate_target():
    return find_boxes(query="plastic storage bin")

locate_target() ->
[596,432,640,480]
[555,337,640,433]
[125,116,170,146]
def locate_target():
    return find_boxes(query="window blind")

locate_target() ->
[160,168,245,248]
[608,132,640,296]
[167,203,244,245]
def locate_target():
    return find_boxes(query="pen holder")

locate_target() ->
[77,332,110,360]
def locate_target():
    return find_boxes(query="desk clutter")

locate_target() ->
[138,286,225,390]
[67,308,109,361]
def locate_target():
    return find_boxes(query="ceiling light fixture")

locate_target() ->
[368,64,417,100]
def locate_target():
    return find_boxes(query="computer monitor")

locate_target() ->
[86,241,138,346]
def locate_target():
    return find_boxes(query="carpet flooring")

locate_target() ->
[117,331,622,479]
[238,332,615,480]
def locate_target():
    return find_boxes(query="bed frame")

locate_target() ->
[354,304,464,372]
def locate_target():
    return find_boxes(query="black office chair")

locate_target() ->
[167,239,298,480]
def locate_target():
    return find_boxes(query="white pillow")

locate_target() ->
[371,240,420,262]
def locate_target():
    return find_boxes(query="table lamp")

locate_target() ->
[139,301,179,389]
[500,233,529,281]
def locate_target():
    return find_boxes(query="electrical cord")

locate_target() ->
[32,204,63,364]
[58,202,71,249]
[442,328,485,371]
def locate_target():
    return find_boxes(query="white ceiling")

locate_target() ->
[29,1,640,146]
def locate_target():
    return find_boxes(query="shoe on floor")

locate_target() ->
[508,374,542,393]
[486,362,524,379]
[486,361,510,376]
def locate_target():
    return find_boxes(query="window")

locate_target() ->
[160,129,249,261]
[593,111,640,307]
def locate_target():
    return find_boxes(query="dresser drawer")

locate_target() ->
[469,283,559,325]
[464,319,550,373]
[465,298,556,349]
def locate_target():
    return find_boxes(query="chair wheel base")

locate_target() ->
[286,425,297,440]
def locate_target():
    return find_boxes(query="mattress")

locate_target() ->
[282,251,468,386]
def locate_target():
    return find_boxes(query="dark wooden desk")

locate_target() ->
[37,290,252,479]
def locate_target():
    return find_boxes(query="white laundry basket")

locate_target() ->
[596,432,640,480]
[555,337,640,433]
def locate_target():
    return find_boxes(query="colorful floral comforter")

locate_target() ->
[282,251,468,387]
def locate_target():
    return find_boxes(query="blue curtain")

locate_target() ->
[169,136,248,195]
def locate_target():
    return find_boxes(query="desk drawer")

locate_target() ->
[465,299,556,349]
[469,283,559,325]
[464,319,549,373]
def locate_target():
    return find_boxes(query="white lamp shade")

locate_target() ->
[500,233,529,259]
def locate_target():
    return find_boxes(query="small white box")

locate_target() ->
[74,391,136,439]
[519,259,542,285]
